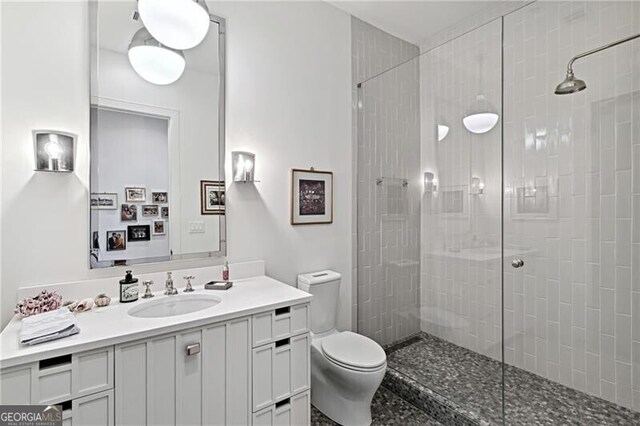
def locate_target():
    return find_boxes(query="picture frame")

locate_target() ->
[153,220,166,235]
[152,192,168,203]
[291,168,333,225]
[127,225,151,242]
[161,206,169,219]
[200,180,225,215]
[142,205,159,217]
[125,187,146,202]
[106,230,126,251]
[90,193,117,210]
[120,204,137,221]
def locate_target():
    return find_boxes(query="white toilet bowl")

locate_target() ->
[310,330,387,426]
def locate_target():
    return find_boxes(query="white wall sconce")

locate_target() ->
[471,176,485,195]
[232,151,256,183]
[33,130,76,172]
[424,172,438,193]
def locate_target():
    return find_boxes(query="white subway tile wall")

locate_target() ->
[420,19,503,360]
[352,17,422,346]
[501,0,640,411]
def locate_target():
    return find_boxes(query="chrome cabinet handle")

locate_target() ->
[511,258,524,268]
[186,343,200,356]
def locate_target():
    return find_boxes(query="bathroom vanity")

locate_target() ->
[0,276,312,425]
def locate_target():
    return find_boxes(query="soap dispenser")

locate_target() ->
[119,270,139,303]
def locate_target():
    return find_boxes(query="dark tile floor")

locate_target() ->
[386,332,640,425]
[310,385,443,425]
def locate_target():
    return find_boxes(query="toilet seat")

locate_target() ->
[321,331,386,372]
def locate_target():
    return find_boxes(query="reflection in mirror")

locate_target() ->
[89,0,225,268]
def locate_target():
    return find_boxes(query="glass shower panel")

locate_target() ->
[503,1,640,422]
[357,18,504,424]
[418,19,504,423]
[356,52,422,346]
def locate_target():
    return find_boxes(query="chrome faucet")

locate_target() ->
[164,272,178,295]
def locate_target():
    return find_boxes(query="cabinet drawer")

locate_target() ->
[252,333,310,412]
[252,304,309,347]
[35,347,114,404]
[61,389,114,426]
[0,365,34,404]
[252,390,310,426]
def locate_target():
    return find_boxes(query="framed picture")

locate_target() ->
[106,230,126,251]
[439,186,468,217]
[142,205,159,217]
[291,169,333,225]
[200,180,225,215]
[161,206,169,218]
[92,231,100,250]
[152,192,168,203]
[121,204,137,221]
[153,220,166,235]
[125,187,146,202]
[127,225,151,242]
[91,193,117,210]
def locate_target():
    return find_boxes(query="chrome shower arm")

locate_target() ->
[566,32,640,74]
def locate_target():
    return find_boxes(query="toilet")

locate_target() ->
[298,271,387,426]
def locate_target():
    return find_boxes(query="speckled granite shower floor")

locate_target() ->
[386,332,640,425]
[310,385,443,425]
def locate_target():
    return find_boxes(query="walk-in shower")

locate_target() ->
[355,1,640,424]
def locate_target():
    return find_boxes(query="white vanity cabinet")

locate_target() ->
[0,299,311,426]
[0,347,115,425]
[115,316,252,425]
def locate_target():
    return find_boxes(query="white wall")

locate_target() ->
[0,1,353,330]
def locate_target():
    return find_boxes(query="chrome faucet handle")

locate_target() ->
[141,280,154,298]
[183,275,195,293]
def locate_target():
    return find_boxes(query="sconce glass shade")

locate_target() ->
[232,151,256,182]
[128,28,185,85]
[463,94,499,134]
[138,0,210,50]
[33,131,75,172]
[424,172,437,193]
[437,125,449,142]
[471,177,485,195]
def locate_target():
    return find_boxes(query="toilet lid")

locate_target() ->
[321,331,386,370]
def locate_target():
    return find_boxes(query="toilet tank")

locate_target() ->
[297,270,342,334]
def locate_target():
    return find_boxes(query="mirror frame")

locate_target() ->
[88,8,227,268]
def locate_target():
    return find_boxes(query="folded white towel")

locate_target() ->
[20,309,80,345]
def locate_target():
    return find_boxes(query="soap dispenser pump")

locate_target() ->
[119,270,139,303]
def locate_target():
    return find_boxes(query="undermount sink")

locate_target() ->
[128,294,222,318]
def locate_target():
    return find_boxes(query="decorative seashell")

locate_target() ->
[74,298,94,313]
[63,300,78,311]
[94,293,111,307]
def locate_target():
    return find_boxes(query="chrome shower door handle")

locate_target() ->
[511,258,524,268]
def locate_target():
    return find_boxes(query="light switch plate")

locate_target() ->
[189,221,205,233]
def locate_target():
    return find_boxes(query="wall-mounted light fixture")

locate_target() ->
[33,130,75,172]
[424,172,438,193]
[471,176,485,195]
[232,151,256,183]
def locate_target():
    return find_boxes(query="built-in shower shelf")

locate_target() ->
[376,176,408,187]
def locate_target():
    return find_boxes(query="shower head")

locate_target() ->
[554,32,640,95]
[554,72,586,95]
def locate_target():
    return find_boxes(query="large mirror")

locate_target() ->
[89,0,225,268]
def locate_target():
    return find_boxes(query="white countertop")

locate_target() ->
[0,275,312,369]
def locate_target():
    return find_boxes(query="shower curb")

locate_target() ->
[382,368,491,426]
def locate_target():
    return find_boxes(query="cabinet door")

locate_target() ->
[202,316,251,425]
[0,365,33,404]
[71,389,114,426]
[176,330,202,425]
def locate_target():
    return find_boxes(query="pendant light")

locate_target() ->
[462,94,499,134]
[463,54,499,134]
[137,0,210,50]
[128,28,186,85]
